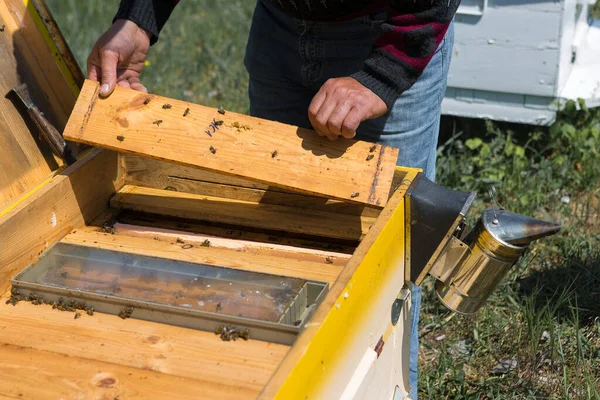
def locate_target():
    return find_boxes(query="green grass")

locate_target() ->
[47,1,600,398]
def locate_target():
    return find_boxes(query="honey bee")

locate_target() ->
[366,154,374,161]
[369,145,377,153]
[117,135,125,142]
[201,239,211,247]
[325,256,334,264]
[74,312,82,319]
[217,107,225,115]
[153,120,163,126]
[351,192,360,198]
[162,104,172,109]
[143,97,151,105]
[118,306,134,319]
[183,108,190,117]
[209,146,216,154]
[271,150,278,158]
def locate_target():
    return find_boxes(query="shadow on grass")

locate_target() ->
[516,250,600,326]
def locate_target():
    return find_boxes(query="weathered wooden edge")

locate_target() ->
[29,0,84,91]
[0,148,123,295]
[258,167,420,399]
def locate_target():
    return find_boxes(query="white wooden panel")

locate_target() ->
[448,0,563,97]
[557,0,578,92]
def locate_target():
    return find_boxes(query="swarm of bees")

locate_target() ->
[215,325,249,341]
[5,288,97,318]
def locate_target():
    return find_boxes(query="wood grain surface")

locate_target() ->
[64,80,399,206]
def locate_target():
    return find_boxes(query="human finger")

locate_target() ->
[99,50,119,97]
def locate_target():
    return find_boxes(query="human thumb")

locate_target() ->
[99,50,119,97]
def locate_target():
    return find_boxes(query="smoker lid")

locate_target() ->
[481,209,561,246]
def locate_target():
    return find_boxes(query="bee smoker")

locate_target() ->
[404,175,561,315]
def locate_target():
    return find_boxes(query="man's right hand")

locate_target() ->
[87,19,151,98]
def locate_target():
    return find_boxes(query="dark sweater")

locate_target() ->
[114,0,460,108]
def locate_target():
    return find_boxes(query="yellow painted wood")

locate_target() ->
[22,0,81,96]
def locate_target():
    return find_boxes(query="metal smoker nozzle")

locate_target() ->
[482,209,561,246]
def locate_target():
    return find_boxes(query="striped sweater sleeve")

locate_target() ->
[114,0,180,45]
[352,0,461,109]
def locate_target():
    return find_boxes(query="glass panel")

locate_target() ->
[16,243,307,323]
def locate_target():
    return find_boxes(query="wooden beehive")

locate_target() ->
[0,2,417,399]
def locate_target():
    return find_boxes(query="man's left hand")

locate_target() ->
[308,77,388,141]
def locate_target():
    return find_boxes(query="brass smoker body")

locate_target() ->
[432,218,527,315]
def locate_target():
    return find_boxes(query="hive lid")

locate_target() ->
[0,0,82,213]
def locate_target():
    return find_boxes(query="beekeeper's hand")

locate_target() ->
[308,77,388,141]
[87,19,151,98]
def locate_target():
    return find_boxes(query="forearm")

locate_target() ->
[114,0,179,44]
[352,0,460,108]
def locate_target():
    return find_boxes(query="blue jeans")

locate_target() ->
[245,2,454,398]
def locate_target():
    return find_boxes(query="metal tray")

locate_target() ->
[11,242,328,344]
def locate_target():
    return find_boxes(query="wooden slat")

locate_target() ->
[62,229,344,286]
[0,148,122,294]
[0,291,288,398]
[0,343,217,400]
[111,185,375,241]
[102,223,350,264]
[113,211,358,254]
[123,155,382,217]
[0,342,240,400]
[64,80,399,206]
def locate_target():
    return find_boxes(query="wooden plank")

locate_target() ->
[0,290,289,399]
[1,0,77,127]
[113,211,358,254]
[97,223,350,263]
[62,229,344,286]
[259,169,420,399]
[64,80,399,206]
[0,344,244,400]
[110,185,375,241]
[0,148,122,294]
[123,155,382,217]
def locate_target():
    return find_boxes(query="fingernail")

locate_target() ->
[100,84,109,95]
